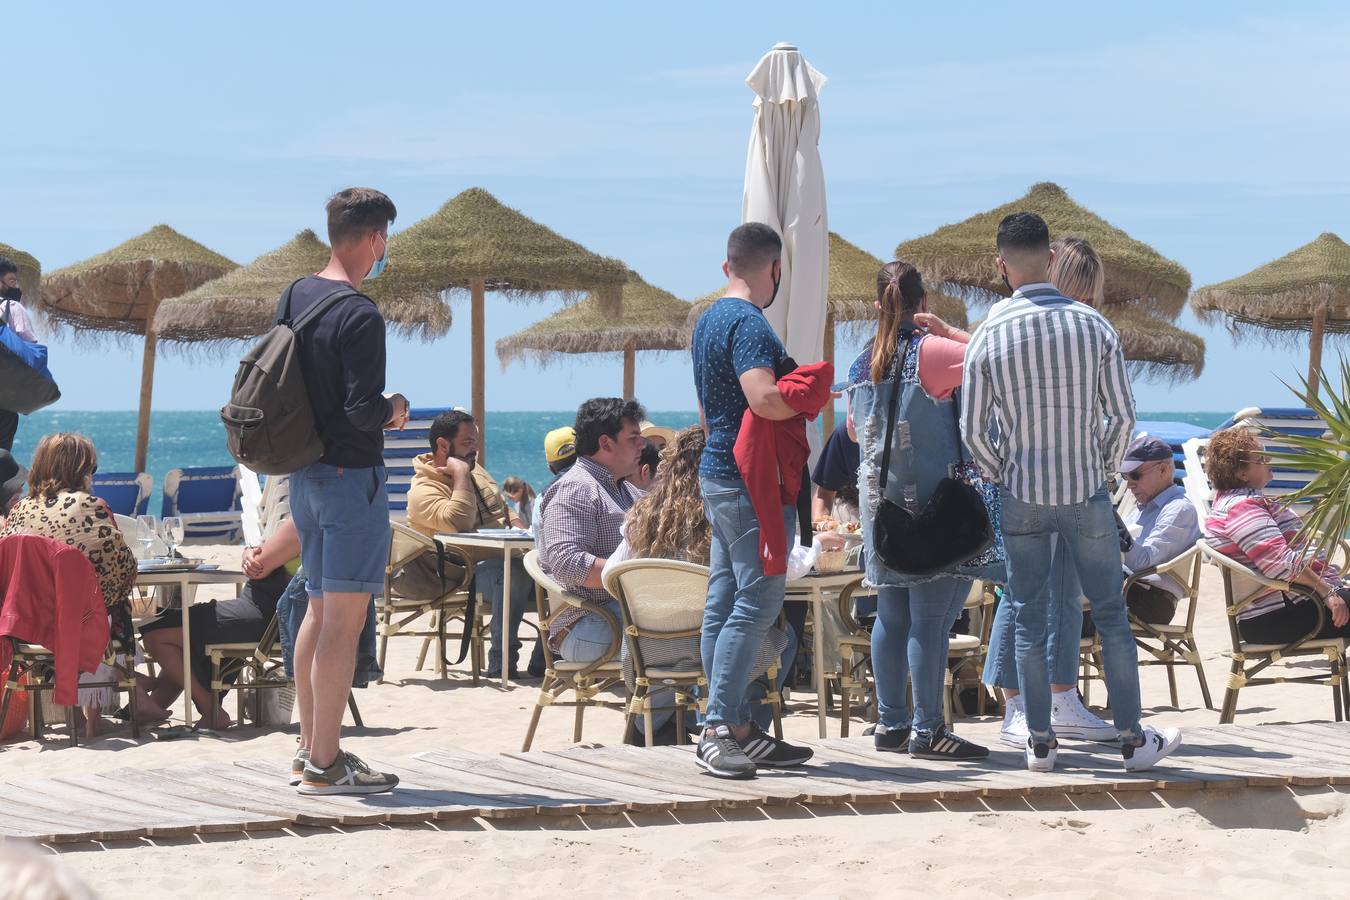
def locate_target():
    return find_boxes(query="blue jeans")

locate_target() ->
[278,571,381,685]
[872,578,970,734]
[984,542,1084,690]
[559,600,621,662]
[999,487,1142,743]
[699,476,795,728]
[476,557,532,674]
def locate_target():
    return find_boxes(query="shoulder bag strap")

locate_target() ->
[950,386,968,465]
[875,328,916,496]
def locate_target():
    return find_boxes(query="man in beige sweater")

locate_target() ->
[407,410,529,678]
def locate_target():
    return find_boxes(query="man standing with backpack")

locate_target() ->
[289,188,408,794]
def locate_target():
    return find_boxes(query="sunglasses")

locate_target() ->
[1125,461,1166,481]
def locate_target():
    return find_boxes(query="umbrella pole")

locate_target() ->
[821,312,835,437]
[471,278,486,464]
[134,311,158,474]
[623,345,635,401]
[1309,300,1328,396]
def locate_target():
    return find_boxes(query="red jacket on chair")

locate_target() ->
[0,534,109,706]
[734,360,834,577]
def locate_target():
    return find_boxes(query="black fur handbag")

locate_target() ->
[873,332,994,576]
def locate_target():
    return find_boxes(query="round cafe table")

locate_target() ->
[434,531,536,689]
[135,566,248,726]
[785,569,865,738]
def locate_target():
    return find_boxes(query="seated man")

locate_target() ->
[1116,434,1203,625]
[537,398,645,664]
[407,409,529,678]
[810,420,859,526]
[0,449,25,522]
[139,520,299,728]
[531,426,577,541]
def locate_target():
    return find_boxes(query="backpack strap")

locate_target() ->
[277,280,361,333]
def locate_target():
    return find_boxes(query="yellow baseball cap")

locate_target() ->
[544,426,577,464]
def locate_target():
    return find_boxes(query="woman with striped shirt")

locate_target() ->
[1204,426,1350,643]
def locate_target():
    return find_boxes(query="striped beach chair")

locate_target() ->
[92,472,152,517]
[384,407,455,521]
[161,466,244,544]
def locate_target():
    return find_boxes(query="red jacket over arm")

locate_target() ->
[734,361,834,576]
[0,534,109,706]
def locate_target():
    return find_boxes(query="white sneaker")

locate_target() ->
[1122,726,1182,772]
[1025,736,1058,772]
[1051,691,1118,742]
[1000,694,1029,747]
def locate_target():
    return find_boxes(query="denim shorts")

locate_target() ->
[289,462,391,597]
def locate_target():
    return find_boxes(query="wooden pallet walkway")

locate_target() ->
[3,723,1347,843]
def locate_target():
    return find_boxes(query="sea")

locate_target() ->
[9,409,1231,498]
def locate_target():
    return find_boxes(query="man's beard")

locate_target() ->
[457,452,477,469]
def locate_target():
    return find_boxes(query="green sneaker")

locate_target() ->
[297,750,399,795]
[290,748,310,786]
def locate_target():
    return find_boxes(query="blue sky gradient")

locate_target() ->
[7,2,1349,412]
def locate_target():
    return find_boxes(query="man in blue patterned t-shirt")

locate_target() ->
[689,222,814,779]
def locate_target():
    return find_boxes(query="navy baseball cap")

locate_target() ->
[1118,434,1172,474]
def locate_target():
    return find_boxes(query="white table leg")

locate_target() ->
[500,546,511,690]
[813,588,827,739]
[180,575,194,726]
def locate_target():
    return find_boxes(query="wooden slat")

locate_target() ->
[1191,726,1350,786]
[232,760,483,824]
[0,781,151,842]
[415,749,646,814]
[55,772,285,835]
[158,766,381,827]
[410,751,628,815]
[545,746,791,808]
[516,751,721,810]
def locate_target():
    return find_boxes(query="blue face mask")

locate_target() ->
[367,233,389,280]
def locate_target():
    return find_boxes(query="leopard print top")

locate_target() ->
[1,491,137,647]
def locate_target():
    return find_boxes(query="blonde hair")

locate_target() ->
[1050,237,1104,307]
[870,261,925,383]
[27,433,98,500]
[624,426,711,565]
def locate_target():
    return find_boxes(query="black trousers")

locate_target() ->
[0,409,16,451]
[1082,581,1179,637]
[1238,590,1350,645]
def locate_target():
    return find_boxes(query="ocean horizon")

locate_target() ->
[9,409,1233,501]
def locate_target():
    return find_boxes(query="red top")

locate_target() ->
[734,361,835,576]
[0,534,109,705]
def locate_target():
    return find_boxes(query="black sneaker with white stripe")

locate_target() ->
[872,723,911,753]
[739,723,814,768]
[696,725,757,779]
[908,725,989,760]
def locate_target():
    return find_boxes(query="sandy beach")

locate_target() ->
[3,544,1348,898]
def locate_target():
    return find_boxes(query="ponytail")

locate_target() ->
[870,261,925,382]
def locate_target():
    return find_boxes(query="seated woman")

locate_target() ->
[1204,426,1350,643]
[501,476,536,529]
[603,425,793,745]
[0,433,138,737]
[139,519,299,728]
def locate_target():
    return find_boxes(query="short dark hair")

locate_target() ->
[429,409,475,451]
[574,398,646,457]
[326,187,397,246]
[639,442,661,476]
[0,257,16,277]
[727,222,782,275]
[996,212,1050,255]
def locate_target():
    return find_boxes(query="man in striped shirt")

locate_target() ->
[961,211,1180,773]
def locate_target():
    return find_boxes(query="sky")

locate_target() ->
[6,1,1350,413]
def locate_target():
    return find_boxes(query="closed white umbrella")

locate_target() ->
[742,42,829,366]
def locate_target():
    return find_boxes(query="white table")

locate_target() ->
[434,532,535,689]
[135,568,248,726]
[785,569,866,738]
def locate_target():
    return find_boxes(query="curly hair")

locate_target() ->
[623,426,711,565]
[1206,426,1263,491]
[27,433,98,499]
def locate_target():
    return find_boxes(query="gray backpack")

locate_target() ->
[220,280,356,475]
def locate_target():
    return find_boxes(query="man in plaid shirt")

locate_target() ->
[537,397,646,662]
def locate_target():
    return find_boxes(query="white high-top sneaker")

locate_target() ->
[1051,691,1118,742]
[999,694,1029,746]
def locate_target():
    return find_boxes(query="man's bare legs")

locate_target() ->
[294,591,367,767]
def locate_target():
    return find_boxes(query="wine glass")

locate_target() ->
[160,517,184,559]
[136,515,158,560]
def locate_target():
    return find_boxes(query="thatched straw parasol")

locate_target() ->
[369,188,627,460]
[895,182,1191,318]
[686,232,970,434]
[0,243,41,307]
[153,229,451,345]
[40,225,237,470]
[1104,306,1206,383]
[1192,232,1350,393]
[496,270,689,400]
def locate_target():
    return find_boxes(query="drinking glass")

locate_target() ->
[161,517,184,558]
[136,515,158,559]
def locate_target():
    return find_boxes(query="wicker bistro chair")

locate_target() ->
[520,550,625,751]
[378,523,484,683]
[835,579,997,737]
[1,640,139,747]
[204,611,363,730]
[1197,540,1350,723]
[602,559,710,747]
[1126,543,1212,709]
